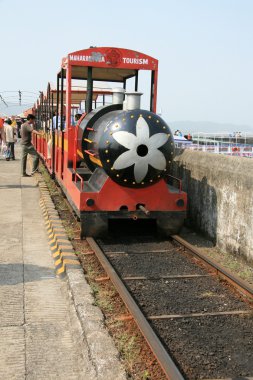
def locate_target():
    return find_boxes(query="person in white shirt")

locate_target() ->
[51,111,61,131]
[4,119,16,160]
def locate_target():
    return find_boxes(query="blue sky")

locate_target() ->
[0,0,252,131]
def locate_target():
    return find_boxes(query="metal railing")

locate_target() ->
[166,175,182,192]
[74,172,84,191]
[180,132,253,158]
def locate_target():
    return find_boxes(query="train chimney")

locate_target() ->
[125,91,143,110]
[112,88,125,105]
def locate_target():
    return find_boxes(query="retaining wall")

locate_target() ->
[172,150,253,261]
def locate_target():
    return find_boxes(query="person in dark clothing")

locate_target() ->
[20,114,39,177]
[74,113,82,125]
[16,119,22,138]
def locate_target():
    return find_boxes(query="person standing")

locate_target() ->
[11,116,17,129]
[11,116,18,140]
[20,114,39,177]
[0,117,4,144]
[74,113,82,125]
[4,119,15,160]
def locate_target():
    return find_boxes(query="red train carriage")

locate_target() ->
[33,47,187,237]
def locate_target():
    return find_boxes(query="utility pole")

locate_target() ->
[0,94,8,107]
[19,90,22,106]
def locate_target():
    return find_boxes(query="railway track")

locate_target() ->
[87,235,253,380]
[40,168,253,379]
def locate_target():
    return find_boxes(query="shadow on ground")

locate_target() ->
[0,263,55,285]
[0,184,37,189]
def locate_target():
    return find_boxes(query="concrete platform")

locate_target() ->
[0,146,126,379]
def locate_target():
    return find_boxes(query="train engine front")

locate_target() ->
[77,89,187,237]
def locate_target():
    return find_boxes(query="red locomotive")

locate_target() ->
[32,47,187,237]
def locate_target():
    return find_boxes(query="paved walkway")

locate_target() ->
[0,147,122,379]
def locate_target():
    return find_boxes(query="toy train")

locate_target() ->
[32,47,187,237]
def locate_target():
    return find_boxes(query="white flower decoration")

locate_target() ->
[112,117,168,183]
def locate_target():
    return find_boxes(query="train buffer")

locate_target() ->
[0,145,126,380]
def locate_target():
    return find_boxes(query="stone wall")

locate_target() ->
[172,150,253,261]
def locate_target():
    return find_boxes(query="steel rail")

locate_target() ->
[172,235,253,300]
[42,166,253,377]
[86,237,185,380]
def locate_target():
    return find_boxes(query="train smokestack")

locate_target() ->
[112,88,125,105]
[125,91,143,110]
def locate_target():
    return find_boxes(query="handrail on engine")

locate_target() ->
[74,172,84,191]
[166,175,182,193]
